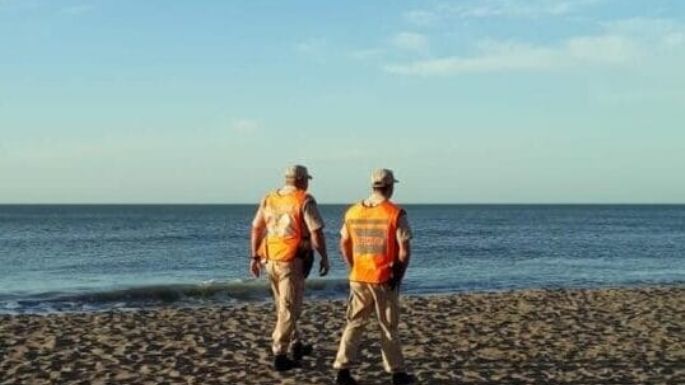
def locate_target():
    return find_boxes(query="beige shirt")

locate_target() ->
[340,192,412,243]
[251,185,325,238]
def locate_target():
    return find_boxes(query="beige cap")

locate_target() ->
[371,168,399,187]
[284,164,312,180]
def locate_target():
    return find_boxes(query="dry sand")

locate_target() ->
[1,286,683,385]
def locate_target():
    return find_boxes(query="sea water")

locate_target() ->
[1,204,683,313]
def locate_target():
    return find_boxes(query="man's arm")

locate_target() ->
[390,210,412,289]
[250,225,264,259]
[340,233,354,268]
[395,239,411,280]
[303,196,330,276]
[249,200,266,277]
[311,228,330,276]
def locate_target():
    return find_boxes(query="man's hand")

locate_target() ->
[389,262,405,290]
[391,238,411,291]
[250,258,262,278]
[319,257,330,276]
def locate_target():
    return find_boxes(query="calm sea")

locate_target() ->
[1,205,683,313]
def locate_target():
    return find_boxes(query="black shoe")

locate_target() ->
[292,342,313,361]
[392,372,416,385]
[335,369,358,385]
[274,354,300,372]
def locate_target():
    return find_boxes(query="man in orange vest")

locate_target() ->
[250,165,331,371]
[334,169,415,385]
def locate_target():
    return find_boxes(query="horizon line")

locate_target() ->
[1,202,684,206]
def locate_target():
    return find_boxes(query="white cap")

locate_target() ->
[284,165,312,180]
[371,169,398,187]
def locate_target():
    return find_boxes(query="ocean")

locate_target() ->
[1,204,683,314]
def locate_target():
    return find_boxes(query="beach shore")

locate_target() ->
[1,286,683,385]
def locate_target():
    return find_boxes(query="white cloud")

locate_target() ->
[384,18,684,76]
[230,119,260,133]
[295,38,327,54]
[603,18,685,49]
[404,0,601,24]
[458,0,603,18]
[294,38,329,62]
[384,42,559,75]
[404,9,439,26]
[565,35,639,64]
[664,32,685,47]
[391,32,429,52]
[591,87,685,105]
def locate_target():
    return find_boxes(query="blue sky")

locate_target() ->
[1,0,684,203]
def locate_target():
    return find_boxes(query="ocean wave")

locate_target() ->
[0,278,351,314]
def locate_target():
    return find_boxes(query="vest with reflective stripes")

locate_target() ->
[260,189,307,262]
[344,200,401,283]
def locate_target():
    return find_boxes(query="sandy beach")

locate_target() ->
[1,286,683,385]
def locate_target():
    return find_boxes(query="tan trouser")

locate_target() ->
[265,258,304,355]
[334,281,406,373]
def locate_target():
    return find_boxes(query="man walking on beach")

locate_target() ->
[334,169,415,385]
[250,165,330,371]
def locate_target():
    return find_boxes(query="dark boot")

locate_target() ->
[274,354,299,372]
[335,369,358,385]
[392,372,416,385]
[292,342,313,361]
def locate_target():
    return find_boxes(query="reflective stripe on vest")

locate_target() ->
[344,200,401,283]
[260,189,307,262]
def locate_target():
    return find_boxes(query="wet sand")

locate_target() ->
[1,286,683,385]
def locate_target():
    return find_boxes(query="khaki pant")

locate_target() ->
[266,258,304,355]
[334,281,406,373]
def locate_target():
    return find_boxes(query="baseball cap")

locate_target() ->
[284,165,312,180]
[371,168,399,187]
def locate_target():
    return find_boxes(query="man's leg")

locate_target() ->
[288,257,305,351]
[271,260,302,356]
[266,261,284,355]
[371,284,406,374]
[333,282,374,370]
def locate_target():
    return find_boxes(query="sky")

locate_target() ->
[1,0,684,204]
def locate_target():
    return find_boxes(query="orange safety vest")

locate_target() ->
[259,189,307,262]
[344,200,402,283]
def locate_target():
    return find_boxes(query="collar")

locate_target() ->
[279,185,305,194]
[363,192,388,207]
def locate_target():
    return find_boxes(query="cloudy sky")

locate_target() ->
[1,0,683,203]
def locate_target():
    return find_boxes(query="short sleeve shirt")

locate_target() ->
[251,185,325,236]
[340,193,412,243]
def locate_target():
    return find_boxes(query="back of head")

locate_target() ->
[371,168,398,197]
[284,164,312,189]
